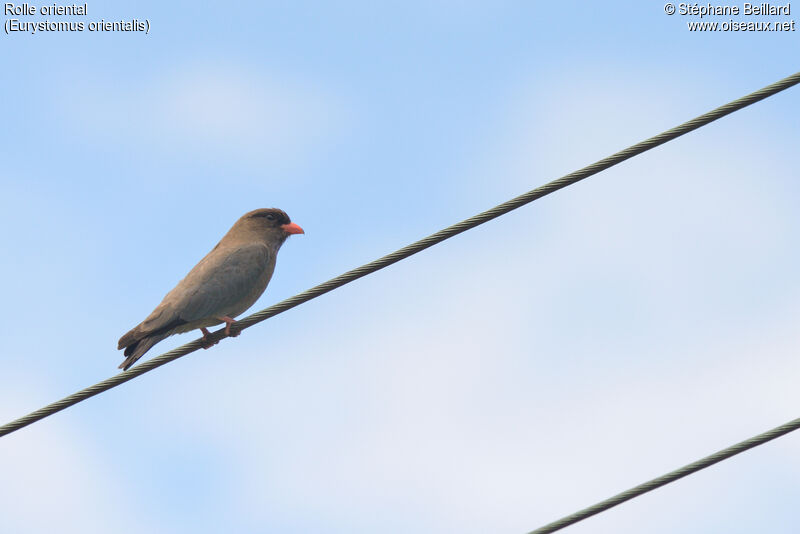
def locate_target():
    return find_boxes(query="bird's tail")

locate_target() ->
[118,333,169,371]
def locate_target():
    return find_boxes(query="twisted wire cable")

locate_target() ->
[527,416,800,533]
[1,71,798,440]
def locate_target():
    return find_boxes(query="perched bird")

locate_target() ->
[117,208,304,371]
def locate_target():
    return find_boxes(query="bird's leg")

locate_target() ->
[200,327,218,349]
[216,316,240,337]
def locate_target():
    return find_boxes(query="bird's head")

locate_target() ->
[238,208,304,246]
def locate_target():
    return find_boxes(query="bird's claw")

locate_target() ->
[200,327,218,349]
[198,317,239,348]
[217,316,240,337]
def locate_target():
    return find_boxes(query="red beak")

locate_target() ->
[281,222,304,235]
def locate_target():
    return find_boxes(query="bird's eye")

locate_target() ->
[265,213,275,221]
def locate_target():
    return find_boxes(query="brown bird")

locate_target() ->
[117,208,304,371]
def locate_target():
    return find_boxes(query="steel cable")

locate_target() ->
[1,70,798,440]
[527,416,800,533]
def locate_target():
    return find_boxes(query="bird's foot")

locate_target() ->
[200,327,218,349]
[217,316,240,337]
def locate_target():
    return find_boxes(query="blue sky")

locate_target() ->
[1,2,799,533]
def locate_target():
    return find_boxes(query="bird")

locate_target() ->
[117,208,304,371]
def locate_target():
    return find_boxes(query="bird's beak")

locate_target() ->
[281,222,305,235]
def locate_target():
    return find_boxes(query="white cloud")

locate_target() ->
[0,381,155,534]
[63,62,347,168]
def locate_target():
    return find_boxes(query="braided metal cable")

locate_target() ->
[1,71,798,440]
[527,416,800,533]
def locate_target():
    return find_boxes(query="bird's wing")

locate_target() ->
[119,243,270,348]
[171,242,271,323]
